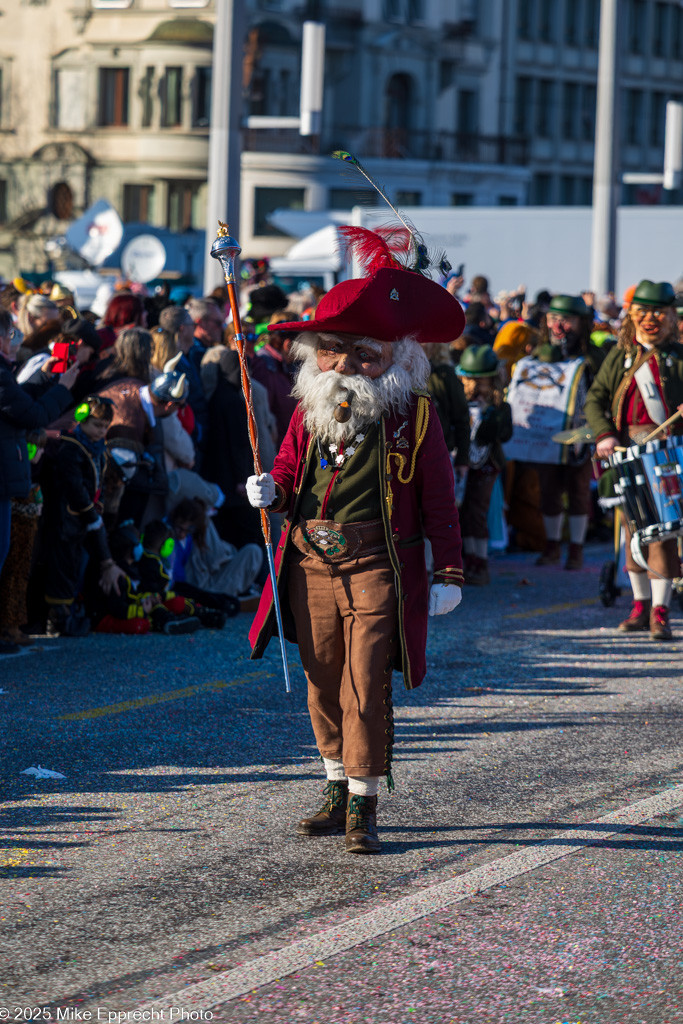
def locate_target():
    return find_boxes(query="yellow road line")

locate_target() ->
[504,597,597,621]
[59,673,269,721]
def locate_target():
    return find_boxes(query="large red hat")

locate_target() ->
[268,228,466,346]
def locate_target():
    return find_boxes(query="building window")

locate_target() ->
[0,179,6,223]
[585,0,600,49]
[579,177,593,204]
[253,187,305,236]
[514,76,533,136]
[167,181,202,231]
[498,195,518,206]
[141,67,154,129]
[51,182,74,220]
[451,193,474,206]
[562,82,579,139]
[193,67,211,128]
[627,0,647,55]
[536,79,554,138]
[458,89,479,135]
[439,61,455,92]
[278,68,292,117]
[581,83,597,141]
[98,68,129,127]
[532,173,553,204]
[560,175,575,205]
[539,0,554,42]
[384,0,402,20]
[123,184,155,223]
[161,67,183,128]
[651,91,666,147]
[564,0,580,46]
[328,188,376,210]
[395,190,421,205]
[407,0,424,21]
[624,88,644,144]
[53,69,87,130]
[517,0,534,40]
[674,6,683,60]
[654,2,669,57]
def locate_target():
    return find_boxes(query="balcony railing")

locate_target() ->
[242,126,529,166]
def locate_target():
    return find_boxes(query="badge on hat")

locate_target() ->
[390,289,399,301]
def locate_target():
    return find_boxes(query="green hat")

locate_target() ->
[632,280,675,307]
[456,345,499,378]
[548,294,590,317]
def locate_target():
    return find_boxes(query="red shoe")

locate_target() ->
[618,600,651,632]
[650,605,673,642]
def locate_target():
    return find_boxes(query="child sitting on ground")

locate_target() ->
[92,521,201,635]
[139,519,227,629]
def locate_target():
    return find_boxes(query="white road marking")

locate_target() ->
[136,781,683,1012]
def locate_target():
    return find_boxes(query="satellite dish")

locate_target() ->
[65,199,124,267]
[121,234,167,283]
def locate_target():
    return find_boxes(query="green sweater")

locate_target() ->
[584,340,683,442]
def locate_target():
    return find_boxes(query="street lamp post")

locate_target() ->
[204,0,244,295]
[590,0,621,296]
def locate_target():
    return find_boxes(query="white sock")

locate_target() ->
[462,537,476,554]
[628,571,650,601]
[348,776,380,797]
[569,514,589,545]
[543,514,563,542]
[473,538,488,559]
[323,757,347,782]
[651,579,673,609]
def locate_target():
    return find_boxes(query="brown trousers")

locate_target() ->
[536,459,593,517]
[287,521,398,777]
[623,520,680,579]
[0,511,39,631]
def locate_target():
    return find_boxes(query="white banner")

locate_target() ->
[503,355,587,465]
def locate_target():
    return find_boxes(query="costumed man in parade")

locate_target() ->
[585,280,683,641]
[456,346,513,585]
[246,228,466,855]
[506,295,603,570]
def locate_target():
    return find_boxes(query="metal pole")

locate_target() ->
[590,0,621,295]
[204,0,244,295]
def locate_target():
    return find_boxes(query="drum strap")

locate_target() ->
[633,358,667,425]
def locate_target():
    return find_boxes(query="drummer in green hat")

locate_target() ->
[533,294,605,571]
[455,345,512,585]
[585,279,683,640]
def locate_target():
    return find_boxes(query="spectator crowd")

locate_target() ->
[0,261,675,654]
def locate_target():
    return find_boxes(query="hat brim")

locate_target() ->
[455,365,496,378]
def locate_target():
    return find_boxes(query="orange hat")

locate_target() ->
[493,321,537,381]
[622,283,637,308]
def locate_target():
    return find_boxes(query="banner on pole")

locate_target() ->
[504,355,587,465]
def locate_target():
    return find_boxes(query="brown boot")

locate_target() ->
[618,599,651,632]
[1,628,32,647]
[345,793,381,854]
[297,780,348,836]
[564,543,584,570]
[650,605,673,642]
[536,540,562,566]
[465,556,490,586]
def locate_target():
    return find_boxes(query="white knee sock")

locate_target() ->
[473,538,488,559]
[651,579,673,608]
[569,514,588,545]
[323,757,347,782]
[628,571,650,601]
[543,514,563,542]
[348,776,380,797]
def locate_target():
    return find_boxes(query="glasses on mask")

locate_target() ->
[631,306,668,320]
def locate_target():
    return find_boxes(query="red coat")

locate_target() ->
[249,392,463,689]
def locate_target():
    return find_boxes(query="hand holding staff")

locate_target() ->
[210,223,291,693]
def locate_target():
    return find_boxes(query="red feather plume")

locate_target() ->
[337,225,411,275]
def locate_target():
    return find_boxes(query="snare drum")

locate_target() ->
[609,437,683,543]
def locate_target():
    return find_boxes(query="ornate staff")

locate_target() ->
[210,223,291,693]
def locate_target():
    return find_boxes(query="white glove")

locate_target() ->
[429,583,462,617]
[246,473,276,508]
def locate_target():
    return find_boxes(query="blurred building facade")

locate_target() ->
[0,0,681,273]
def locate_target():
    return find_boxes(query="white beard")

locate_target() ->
[291,336,430,444]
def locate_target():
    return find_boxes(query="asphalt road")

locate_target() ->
[1,542,683,1024]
